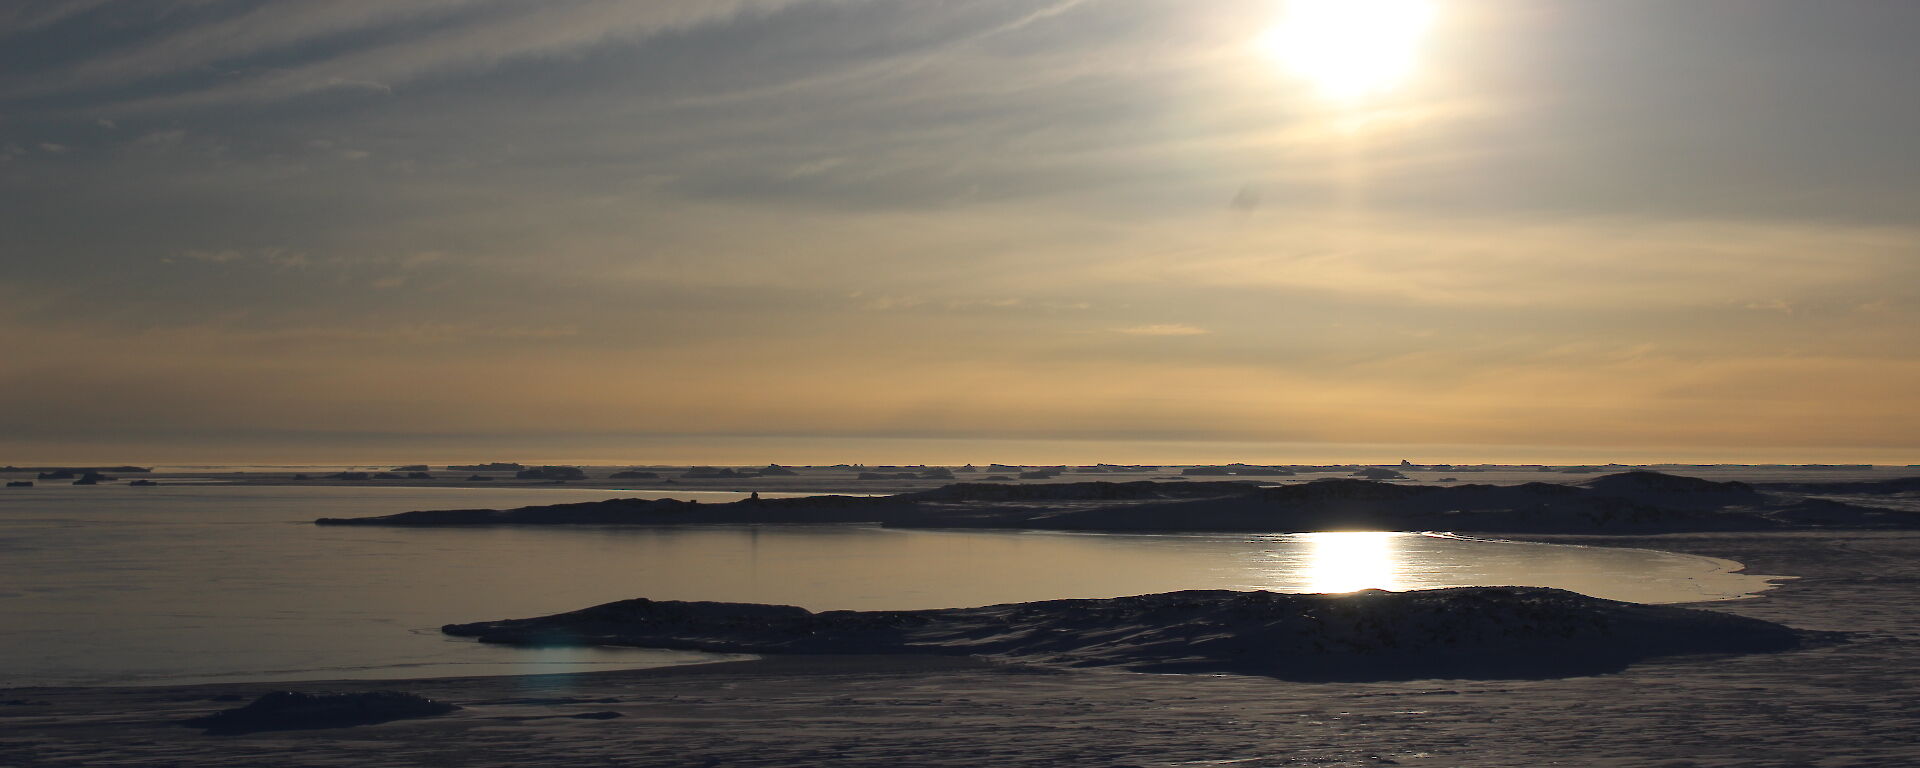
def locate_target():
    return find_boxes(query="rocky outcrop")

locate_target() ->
[516,466,587,481]
[316,472,1920,534]
[899,480,1252,502]
[1022,474,1916,533]
[317,494,912,526]
[443,588,1812,681]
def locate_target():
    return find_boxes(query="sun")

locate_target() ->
[1303,532,1402,593]
[1260,0,1437,102]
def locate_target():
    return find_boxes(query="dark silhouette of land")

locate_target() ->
[316,471,1920,534]
[441,586,1811,682]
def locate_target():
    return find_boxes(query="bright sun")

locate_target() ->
[1261,0,1437,102]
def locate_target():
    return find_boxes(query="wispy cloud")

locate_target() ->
[0,0,119,37]
[5,1,1920,460]
[1115,324,1210,336]
[32,0,811,112]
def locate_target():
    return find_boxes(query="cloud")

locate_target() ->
[1744,298,1795,313]
[132,130,186,147]
[8,1,487,98]
[854,294,928,311]
[43,0,814,112]
[1115,324,1210,336]
[183,249,246,263]
[178,247,311,267]
[3,1,1919,461]
[0,0,119,36]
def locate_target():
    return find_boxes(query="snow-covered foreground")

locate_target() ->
[4,531,1917,767]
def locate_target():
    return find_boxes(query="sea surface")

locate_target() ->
[0,484,1776,687]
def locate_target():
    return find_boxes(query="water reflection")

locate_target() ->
[0,486,1776,686]
[1300,531,1402,592]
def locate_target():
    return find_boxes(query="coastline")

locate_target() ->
[6,531,1918,766]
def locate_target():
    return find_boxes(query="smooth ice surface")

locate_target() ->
[0,485,1772,686]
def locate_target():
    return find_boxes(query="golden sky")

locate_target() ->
[3,1,1918,464]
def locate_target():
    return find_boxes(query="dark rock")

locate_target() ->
[517,466,588,481]
[901,481,1249,503]
[1577,471,1761,508]
[1223,465,1296,476]
[1758,476,1920,495]
[6,466,147,475]
[183,691,459,735]
[445,588,1813,682]
[315,471,1920,534]
[317,494,911,526]
[449,462,526,472]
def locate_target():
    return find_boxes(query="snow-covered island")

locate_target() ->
[441,586,1812,681]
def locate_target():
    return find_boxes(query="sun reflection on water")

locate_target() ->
[1301,531,1403,593]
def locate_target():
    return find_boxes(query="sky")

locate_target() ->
[3,0,1918,466]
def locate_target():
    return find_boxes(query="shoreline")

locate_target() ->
[7,531,1918,766]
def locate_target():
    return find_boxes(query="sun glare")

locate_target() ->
[1302,531,1403,593]
[1261,0,1437,102]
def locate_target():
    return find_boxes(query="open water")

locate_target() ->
[0,483,1774,687]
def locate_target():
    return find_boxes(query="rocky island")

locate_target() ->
[442,586,1812,681]
[316,471,1920,534]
